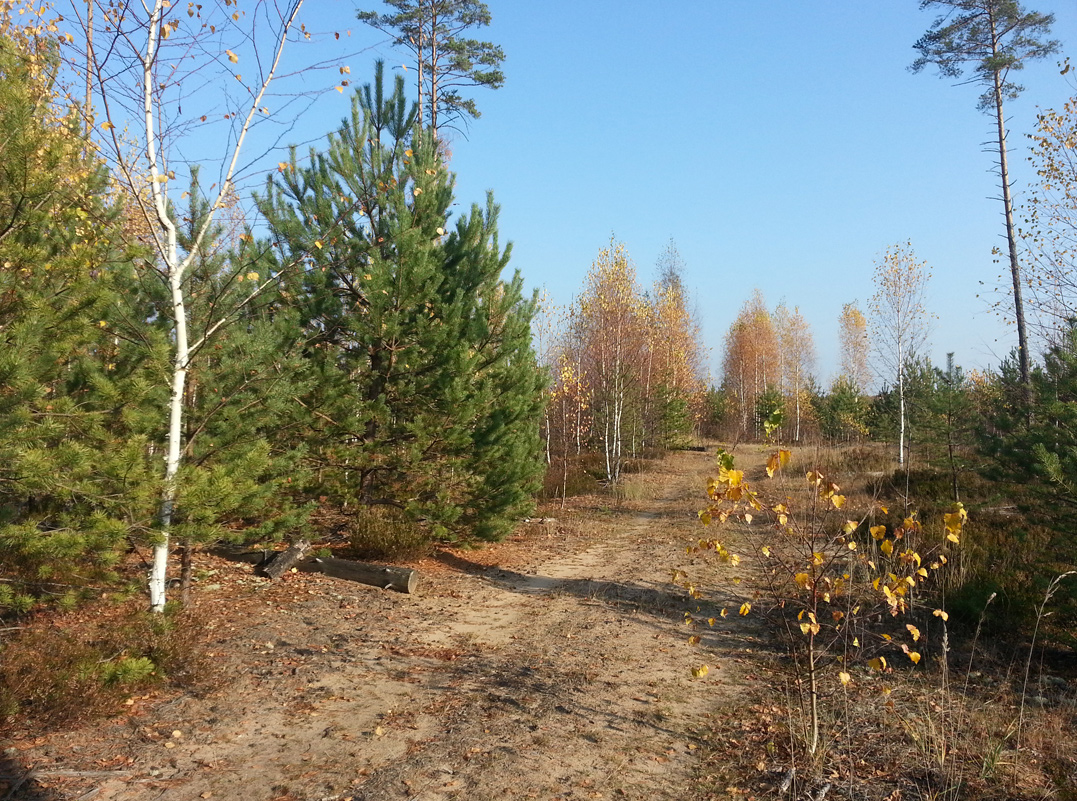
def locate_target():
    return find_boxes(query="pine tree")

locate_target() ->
[357,0,506,138]
[912,0,1059,388]
[259,63,543,541]
[0,28,155,612]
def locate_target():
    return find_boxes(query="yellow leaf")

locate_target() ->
[793,573,811,590]
[906,624,921,642]
[847,541,857,551]
[688,635,701,646]
[839,671,852,686]
[720,608,728,618]
[314,240,323,249]
[336,86,343,93]
[868,657,887,671]
[743,513,753,525]
[245,271,259,281]
[766,452,780,477]
[98,320,107,328]
[691,664,709,678]
[870,525,886,541]
[843,520,858,535]
[831,494,846,509]
[100,121,114,131]
[933,609,949,622]
[908,652,921,665]
[739,602,751,616]
[880,540,893,557]
[946,532,960,544]
[226,49,238,63]
[761,546,771,557]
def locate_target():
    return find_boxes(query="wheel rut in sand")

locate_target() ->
[12,449,760,801]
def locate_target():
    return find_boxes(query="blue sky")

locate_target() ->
[428,1,1077,385]
[320,1,1077,385]
[76,1,1077,386]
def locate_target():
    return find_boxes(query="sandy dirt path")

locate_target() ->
[4,449,765,801]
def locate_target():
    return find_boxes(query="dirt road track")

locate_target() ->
[6,449,758,801]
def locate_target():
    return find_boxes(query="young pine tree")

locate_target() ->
[0,29,157,612]
[259,63,543,542]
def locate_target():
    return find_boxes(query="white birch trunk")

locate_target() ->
[133,0,304,611]
[898,367,906,467]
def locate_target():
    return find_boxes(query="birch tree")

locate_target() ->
[775,303,816,442]
[1022,90,1077,340]
[650,240,707,447]
[721,290,779,438]
[838,301,871,393]
[911,0,1058,389]
[870,243,933,466]
[570,241,646,484]
[67,0,342,611]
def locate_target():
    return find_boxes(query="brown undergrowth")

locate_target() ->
[689,443,1077,801]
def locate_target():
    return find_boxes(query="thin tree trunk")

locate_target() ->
[84,0,93,137]
[179,540,193,607]
[429,4,439,139]
[415,0,425,131]
[794,365,801,443]
[990,18,1030,389]
[898,367,906,466]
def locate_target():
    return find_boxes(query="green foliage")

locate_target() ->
[911,0,1059,113]
[0,32,160,612]
[654,384,694,449]
[755,388,785,442]
[89,168,317,568]
[976,327,1077,634]
[356,0,506,135]
[815,377,870,443]
[260,63,544,544]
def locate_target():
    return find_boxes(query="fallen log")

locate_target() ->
[312,556,418,594]
[259,539,312,580]
[209,545,418,594]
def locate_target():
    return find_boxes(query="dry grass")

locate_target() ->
[346,505,432,561]
[0,603,218,730]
